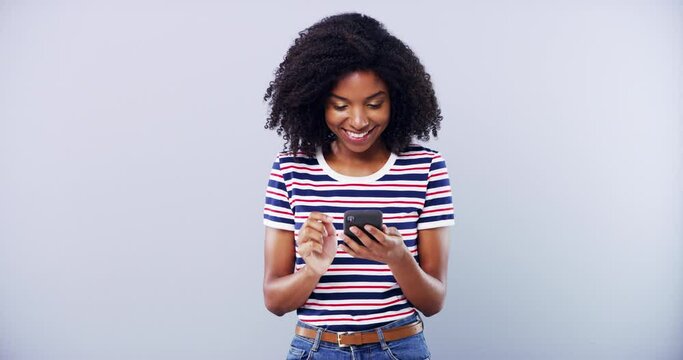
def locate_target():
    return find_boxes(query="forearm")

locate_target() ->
[263,265,320,316]
[389,251,446,316]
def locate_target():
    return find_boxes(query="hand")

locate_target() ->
[296,212,338,276]
[340,224,409,265]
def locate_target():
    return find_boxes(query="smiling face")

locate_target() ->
[324,70,391,156]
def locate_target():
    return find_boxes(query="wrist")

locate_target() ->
[387,245,412,268]
[302,263,325,278]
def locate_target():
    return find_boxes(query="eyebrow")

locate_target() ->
[329,91,386,102]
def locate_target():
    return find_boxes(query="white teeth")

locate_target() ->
[346,130,369,138]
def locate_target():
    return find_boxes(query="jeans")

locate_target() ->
[286,312,431,360]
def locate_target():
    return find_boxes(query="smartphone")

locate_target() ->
[343,209,383,246]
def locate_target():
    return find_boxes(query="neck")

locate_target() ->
[326,140,391,165]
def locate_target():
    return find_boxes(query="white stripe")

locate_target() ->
[263,219,295,231]
[417,218,455,230]
[298,309,416,325]
[303,296,408,311]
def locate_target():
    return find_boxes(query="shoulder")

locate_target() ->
[272,150,318,168]
[397,143,443,161]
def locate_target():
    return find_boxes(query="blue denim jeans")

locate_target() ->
[286,312,431,360]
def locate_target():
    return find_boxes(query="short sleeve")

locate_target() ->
[417,153,456,230]
[263,154,296,231]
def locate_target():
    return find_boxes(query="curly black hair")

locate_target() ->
[263,12,443,156]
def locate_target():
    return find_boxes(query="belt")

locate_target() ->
[294,320,423,347]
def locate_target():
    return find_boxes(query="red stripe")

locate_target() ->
[390,166,430,172]
[384,215,418,220]
[266,190,287,198]
[303,309,416,323]
[294,214,418,220]
[271,173,284,179]
[401,152,435,157]
[327,267,390,272]
[280,165,323,172]
[315,285,394,290]
[421,207,454,215]
[264,207,293,217]
[426,189,451,197]
[289,181,425,189]
[304,298,405,308]
[428,171,447,180]
[383,214,418,220]
[291,199,423,205]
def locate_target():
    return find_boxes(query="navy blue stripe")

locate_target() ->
[297,303,410,317]
[429,159,447,171]
[293,205,421,214]
[278,156,318,165]
[312,321,396,332]
[418,214,455,224]
[377,173,428,181]
[292,188,425,198]
[317,274,397,283]
[267,178,287,192]
[427,178,450,189]
[300,256,388,266]
[265,197,291,210]
[330,258,384,265]
[394,157,432,166]
[282,172,334,182]
[264,214,294,226]
[424,196,453,208]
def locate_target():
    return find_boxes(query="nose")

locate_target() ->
[348,107,369,130]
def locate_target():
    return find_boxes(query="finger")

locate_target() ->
[303,219,326,237]
[301,241,322,256]
[296,230,321,247]
[350,226,379,249]
[308,212,335,224]
[301,226,325,245]
[380,224,401,237]
[339,242,359,258]
[341,233,366,255]
[296,241,310,258]
[363,225,387,245]
[322,220,337,240]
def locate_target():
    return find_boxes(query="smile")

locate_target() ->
[342,128,375,142]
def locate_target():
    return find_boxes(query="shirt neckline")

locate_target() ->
[316,146,397,183]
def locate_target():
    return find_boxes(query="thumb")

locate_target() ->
[383,225,398,236]
[323,220,337,239]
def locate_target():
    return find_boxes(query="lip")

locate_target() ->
[341,127,375,144]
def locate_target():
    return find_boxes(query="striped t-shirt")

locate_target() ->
[263,144,455,332]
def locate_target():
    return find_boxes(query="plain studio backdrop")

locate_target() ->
[1,0,681,359]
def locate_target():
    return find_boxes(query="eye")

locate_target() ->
[333,105,347,111]
[367,102,383,109]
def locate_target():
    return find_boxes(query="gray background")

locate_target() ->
[1,0,681,359]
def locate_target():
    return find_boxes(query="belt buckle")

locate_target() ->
[336,331,350,347]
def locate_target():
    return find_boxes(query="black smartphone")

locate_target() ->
[343,210,383,246]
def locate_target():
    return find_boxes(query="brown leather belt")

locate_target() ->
[294,320,423,347]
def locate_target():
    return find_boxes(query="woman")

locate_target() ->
[262,12,455,359]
